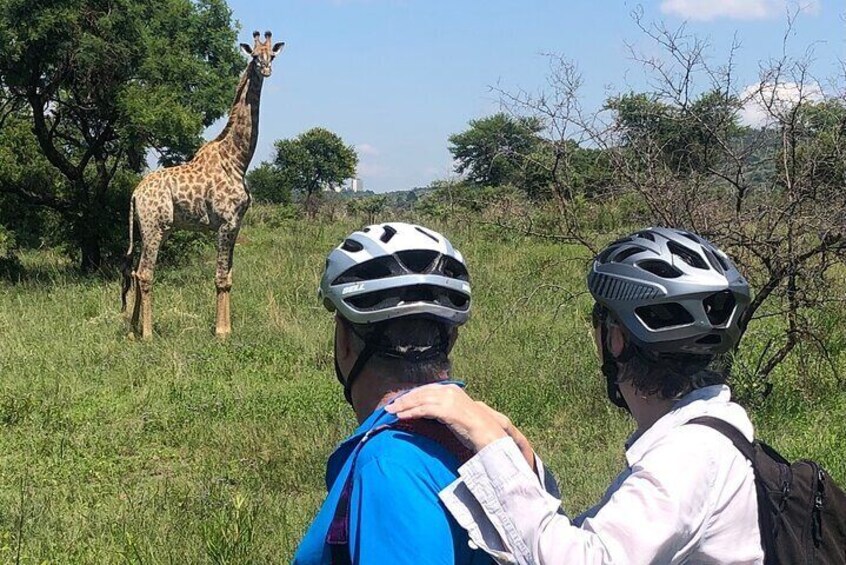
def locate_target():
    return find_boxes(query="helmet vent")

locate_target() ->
[397,250,438,274]
[441,256,470,281]
[635,303,694,330]
[612,246,645,263]
[341,238,364,252]
[597,245,620,265]
[635,231,656,242]
[637,260,683,279]
[667,241,708,269]
[380,225,398,243]
[677,231,702,244]
[415,226,440,243]
[333,256,398,284]
[703,290,736,326]
[346,284,469,311]
[713,250,731,272]
[696,334,722,345]
[703,248,725,275]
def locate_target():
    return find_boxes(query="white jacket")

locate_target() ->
[439,385,764,564]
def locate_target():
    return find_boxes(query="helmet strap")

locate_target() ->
[339,329,382,406]
[600,321,632,413]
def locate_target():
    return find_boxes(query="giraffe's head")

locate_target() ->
[240,30,285,78]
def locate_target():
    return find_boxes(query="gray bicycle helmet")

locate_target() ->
[588,227,750,355]
[319,222,471,405]
[319,222,471,326]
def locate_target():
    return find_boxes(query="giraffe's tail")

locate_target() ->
[120,195,136,313]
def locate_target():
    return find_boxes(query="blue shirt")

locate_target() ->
[293,384,492,565]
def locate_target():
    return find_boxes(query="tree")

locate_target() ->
[0,0,242,271]
[246,161,291,204]
[273,127,358,216]
[347,195,387,224]
[497,15,846,399]
[448,113,544,188]
[605,90,744,177]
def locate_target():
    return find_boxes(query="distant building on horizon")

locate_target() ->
[350,178,363,193]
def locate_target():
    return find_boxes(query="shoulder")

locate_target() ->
[353,427,462,487]
[639,420,752,489]
[346,432,484,563]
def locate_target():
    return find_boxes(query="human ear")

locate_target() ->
[608,324,627,358]
[335,316,356,372]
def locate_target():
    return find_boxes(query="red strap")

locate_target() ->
[392,419,474,464]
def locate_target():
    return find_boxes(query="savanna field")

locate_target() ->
[1,207,845,563]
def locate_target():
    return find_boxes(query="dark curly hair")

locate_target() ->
[593,303,725,400]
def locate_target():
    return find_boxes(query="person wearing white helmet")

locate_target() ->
[295,222,513,564]
[388,227,764,564]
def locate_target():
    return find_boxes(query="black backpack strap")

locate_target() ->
[686,416,782,564]
[686,416,756,463]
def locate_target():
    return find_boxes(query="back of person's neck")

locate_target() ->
[620,380,675,435]
[350,369,450,424]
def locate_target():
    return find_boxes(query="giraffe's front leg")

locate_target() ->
[215,226,238,338]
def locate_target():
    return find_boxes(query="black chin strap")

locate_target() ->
[337,327,384,405]
[336,324,451,407]
[600,321,633,413]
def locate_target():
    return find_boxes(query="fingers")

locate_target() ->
[386,383,464,416]
[387,385,510,452]
[389,405,448,423]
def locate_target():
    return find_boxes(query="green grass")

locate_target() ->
[0,208,844,563]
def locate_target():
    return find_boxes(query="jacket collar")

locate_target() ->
[625,385,753,466]
[326,379,465,484]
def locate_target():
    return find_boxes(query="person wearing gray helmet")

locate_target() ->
[294,222,510,564]
[388,227,764,564]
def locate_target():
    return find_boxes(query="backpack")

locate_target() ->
[688,416,846,565]
[326,419,475,565]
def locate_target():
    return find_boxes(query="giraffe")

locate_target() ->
[121,31,284,339]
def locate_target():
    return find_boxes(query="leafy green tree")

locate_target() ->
[448,113,544,187]
[273,128,358,216]
[791,99,846,192]
[246,162,291,204]
[606,90,743,176]
[358,195,387,223]
[0,0,242,270]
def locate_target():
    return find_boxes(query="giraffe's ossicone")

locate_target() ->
[121,30,285,339]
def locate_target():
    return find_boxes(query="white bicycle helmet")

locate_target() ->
[319,222,471,326]
[588,227,750,355]
[319,222,471,404]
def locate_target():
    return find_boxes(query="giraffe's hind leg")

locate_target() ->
[131,231,164,340]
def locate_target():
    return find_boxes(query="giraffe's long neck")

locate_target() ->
[216,62,264,176]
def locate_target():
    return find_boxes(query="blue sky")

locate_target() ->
[213,0,845,192]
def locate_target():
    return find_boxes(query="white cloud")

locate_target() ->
[660,0,820,21]
[355,143,380,157]
[739,82,824,127]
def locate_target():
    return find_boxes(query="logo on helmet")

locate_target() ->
[342,284,365,295]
